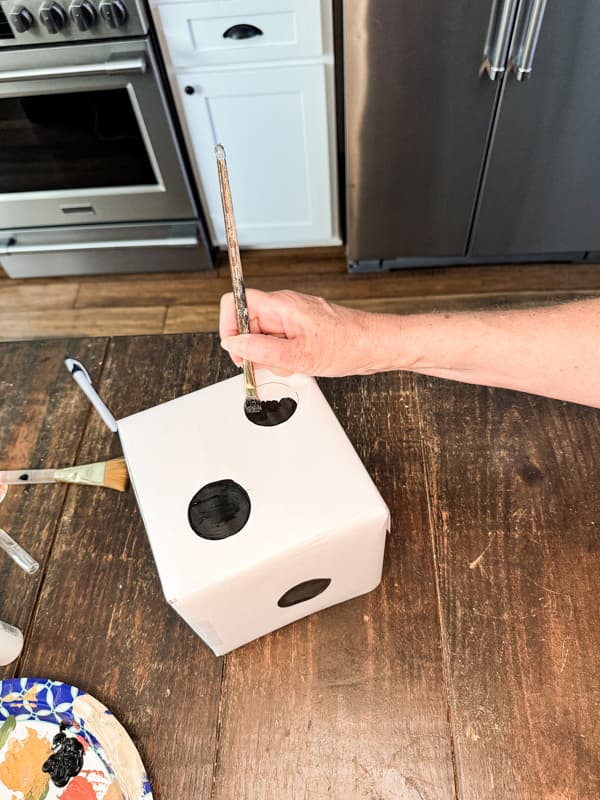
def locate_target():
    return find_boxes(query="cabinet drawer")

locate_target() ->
[155,0,326,67]
[176,65,338,246]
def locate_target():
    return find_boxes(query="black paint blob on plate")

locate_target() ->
[245,397,297,427]
[188,478,251,540]
[277,578,332,607]
[42,722,84,788]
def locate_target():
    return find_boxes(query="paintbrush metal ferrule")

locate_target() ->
[54,462,107,487]
[242,360,259,399]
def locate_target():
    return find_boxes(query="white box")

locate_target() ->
[117,370,390,656]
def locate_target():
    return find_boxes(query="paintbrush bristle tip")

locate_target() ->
[103,457,129,492]
[215,144,225,159]
[244,398,262,414]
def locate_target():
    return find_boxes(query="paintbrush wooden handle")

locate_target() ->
[215,144,250,335]
[215,144,261,405]
[0,469,57,485]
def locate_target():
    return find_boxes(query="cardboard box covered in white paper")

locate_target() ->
[117,370,390,656]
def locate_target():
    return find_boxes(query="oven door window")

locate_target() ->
[0,87,157,194]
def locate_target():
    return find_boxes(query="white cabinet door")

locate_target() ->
[175,65,339,246]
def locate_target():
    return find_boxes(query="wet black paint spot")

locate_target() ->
[19,473,28,481]
[42,722,84,788]
[517,459,543,485]
[278,578,332,607]
[188,479,251,540]
[245,397,297,427]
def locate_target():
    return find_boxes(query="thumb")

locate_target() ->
[221,333,299,373]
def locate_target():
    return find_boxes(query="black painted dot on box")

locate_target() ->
[277,578,332,607]
[188,479,251,540]
[245,397,297,427]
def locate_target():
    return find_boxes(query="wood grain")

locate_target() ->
[211,371,457,800]
[0,338,107,681]
[415,377,600,799]
[2,251,600,343]
[74,263,600,311]
[163,305,220,333]
[339,290,600,313]
[0,306,165,341]
[18,335,237,800]
[0,280,78,309]
[163,291,600,334]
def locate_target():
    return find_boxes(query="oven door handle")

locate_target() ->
[0,57,147,83]
[0,235,198,254]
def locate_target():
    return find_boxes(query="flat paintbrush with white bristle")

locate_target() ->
[0,457,128,492]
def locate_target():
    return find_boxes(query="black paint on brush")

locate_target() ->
[188,478,251,540]
[278,578,332,607]
[244,398,262,415]
[245,397,297,427]
[42,721,84,788]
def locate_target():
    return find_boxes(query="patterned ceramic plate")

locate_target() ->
[0,678,152,800]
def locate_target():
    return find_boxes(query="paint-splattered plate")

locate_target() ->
[0,678,152,800]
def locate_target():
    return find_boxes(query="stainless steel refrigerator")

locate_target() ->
[344,0,600,270]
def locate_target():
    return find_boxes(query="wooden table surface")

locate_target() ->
[1,334,598,800]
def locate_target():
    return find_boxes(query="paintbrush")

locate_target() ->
[0,529,39,575]
[214,144,262,414]
[0,457,129,492]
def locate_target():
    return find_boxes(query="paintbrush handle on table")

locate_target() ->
[214,144,261,412]
[0,457,128,492]
[0,529,39,575]
[64,357,118,433]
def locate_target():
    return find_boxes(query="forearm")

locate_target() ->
[372,298,600,408]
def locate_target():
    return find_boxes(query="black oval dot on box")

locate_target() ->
[188,479,251,540]
[277,578,332,607]
[245,397,297,427]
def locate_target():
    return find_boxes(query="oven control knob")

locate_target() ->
[10,6,35,32]
[99,0,127,28]
[69,0,96,31]
[39,1,68,32]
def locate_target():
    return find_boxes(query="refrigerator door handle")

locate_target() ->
[481,0,519,80]
[509,0,548,81]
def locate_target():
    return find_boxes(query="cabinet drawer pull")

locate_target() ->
[223,23,263,41]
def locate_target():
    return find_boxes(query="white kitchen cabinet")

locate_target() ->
[151,0,340,248]
[175,65,337,246]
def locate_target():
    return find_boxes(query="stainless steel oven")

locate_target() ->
[0,0,212,276]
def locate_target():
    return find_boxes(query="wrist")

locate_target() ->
[347,311,405,374]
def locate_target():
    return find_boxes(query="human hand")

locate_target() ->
[219,289,387,377]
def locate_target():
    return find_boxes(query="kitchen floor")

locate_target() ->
[1,249,600,341]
